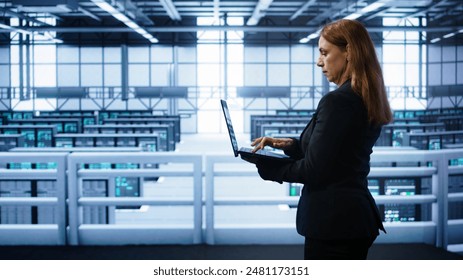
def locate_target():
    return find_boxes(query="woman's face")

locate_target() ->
[316,35,348,86]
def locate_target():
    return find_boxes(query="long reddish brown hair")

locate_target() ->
[320,19,392,125]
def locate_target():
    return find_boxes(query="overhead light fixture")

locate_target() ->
[344,13,362,20]
[91,0,158,43]
[443,32,455,39]
[159,0,181,21]
[430,29,461,44]
[299,37,310,43]
[247,0,273,26]
[299,28,321,44]
[343,0,389,20]
[300,0,390,44]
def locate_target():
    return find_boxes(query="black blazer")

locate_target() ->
[261,80,385,240]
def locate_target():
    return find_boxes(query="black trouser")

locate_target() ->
[304,236,377,260]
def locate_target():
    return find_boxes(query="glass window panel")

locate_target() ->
[0,47,9,63]
[268,47,289,63]
[375,46,383,63]
[10,65,19,87]
[151,64,170,86]
[405,64,419,86]
[13,100,33,111]
[197,17,219,25]
[314,67,323,87]
[0,65,10,86]
[268,64,289,86]
[128,64,149,86]
[57,46,79,63]
[10,45,19,64]
[383,31,405,41]
[421,63,427,88]
[422,45,427,63]
[442,63,456,85]
[34,45,56,63]
[227,64,243,87]
[383,45,404,63]
[227,17,244,26]
[244,64,266,86]
[428,45,441,63]
[227,44,243,63]
[104,47,121,63]
[383,18,401,26]
[198,110,221,133]
[178,47,196,63]
[405,45,419,63]
[151,46,173,63]
[81,64,102,86]
[458,46,463,61]
[227,19,244,42]
[81,47,102,63]
[177,64,196,86]
[198,44,222,63]
[407,18,420,26]
[197,64,222,86]
[457,63,463,84]
[34,64,56,87]
[227,31,243,42]
[104,64,121,87]
[442,46,456,62]
[427,64,441,85]
[405,31,419,42]
[244,47,266,62]
[128,47,149,63]
[34,99,55,111]
[383,64,404,86]
[291,45,312,63]
[197,30,224,42]
[57,64,79,86]
[291,64,312,86]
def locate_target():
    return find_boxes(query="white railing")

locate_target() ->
[0,149,462,252]
[66,152,202,245]
[0,152,67,245]
[205,149,463,250]
[205,155,303,245]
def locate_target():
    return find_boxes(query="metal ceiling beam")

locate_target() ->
[290,0,317,21]
[213,0,220,22]
[3,25,459,33]
[78,6,102,22]
[247,0,273,25]
[159,0,181,21]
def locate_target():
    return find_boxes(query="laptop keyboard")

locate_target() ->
[240,147,287,158]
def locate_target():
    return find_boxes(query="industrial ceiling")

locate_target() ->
[0,0,462,44]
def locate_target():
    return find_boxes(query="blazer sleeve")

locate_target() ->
[277,93,357,186]
[283,138,304,160]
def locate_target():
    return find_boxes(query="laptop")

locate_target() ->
[220,99,294,163]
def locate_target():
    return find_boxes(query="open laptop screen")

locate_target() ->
[220,99,240,157]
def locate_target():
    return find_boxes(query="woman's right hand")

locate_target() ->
[251,137,294,153]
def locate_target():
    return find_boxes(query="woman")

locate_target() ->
[250,19,392,259]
